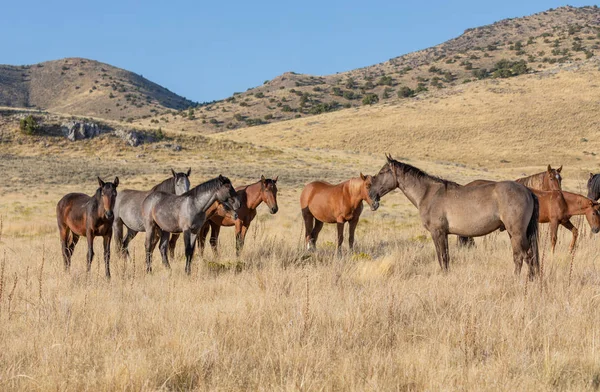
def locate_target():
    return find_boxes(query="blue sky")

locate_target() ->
[1,1,595,102]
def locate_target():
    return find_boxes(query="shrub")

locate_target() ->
[264,114,273,120]
[362,93,379,105]
[343,90,356,100]
[345,77,356,89]
[491,59,528,78]
[281,105,293,112]
[377,75,393,86]
[397,86,414,98]
[19,115,39,135]
[472,68,489,80]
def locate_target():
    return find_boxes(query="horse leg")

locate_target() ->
[158,231,172,269]
[210,222,221,257]
[197,223,210,258]
[310,220,324,250]
[103,234,112,279]
[336,222,345,256]
[302,207,315,251]
[68,235,79,267]
[431,230,449,271]
[122,228,138,259]
[168,233,180,260]
[144,225,160,273]
[59,226,71,270]
[562,220,578,253]
[86,232,95,272]
[549,220,559,254]
[113,218,125,258]
[184,230,198,275]
[348,216,359,251]
[236,224,248,257]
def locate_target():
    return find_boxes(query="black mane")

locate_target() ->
[388,158,459,187]
[589,174,600,200]
[185,176,230,197]
[151,176,175,193]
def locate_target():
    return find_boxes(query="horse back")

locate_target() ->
[57,193,92,236]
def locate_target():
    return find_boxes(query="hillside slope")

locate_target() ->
[0,58,195,121]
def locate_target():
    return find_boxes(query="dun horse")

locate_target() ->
[198,175,279,257]
[142,175,241,274]
[56,177,119,278]
[113,169,191,258]
[459,165,562,247]
[300,174,379,253]
[370,155,539,279]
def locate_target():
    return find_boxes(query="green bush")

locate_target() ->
[362,93,379,105]
[19,115,39,135]
[378,75,393,86]
[397,86,414,98]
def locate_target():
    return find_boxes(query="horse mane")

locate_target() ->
[590,174,600,196]
[185,176,230,197]
[516,172,544,188]
[151,176,175,193]
[388,158,459,188]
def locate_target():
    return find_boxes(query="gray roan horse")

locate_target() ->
[369,155,540,279]
[113,169,191,258]
[142,175,241,274]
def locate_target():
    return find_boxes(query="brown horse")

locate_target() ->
[515,165,562,190]
[300,174,379,253]
[56,177,119,278]
[369,155,539,279]
[198,175,279,257]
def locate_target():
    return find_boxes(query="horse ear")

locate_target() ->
[219,174,224,181]
[386,154,393,163]
[186,168,191,177]
[171,169,176,178]
[273,176,278,183]
[113,177,119,188]
[547,165,552,173]
[360,172,366,181]
[261,175,266,183]
[557,165,562,173]
[591,173,595,180]
[98,177,105,187]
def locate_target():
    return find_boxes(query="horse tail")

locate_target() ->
[527,191,540,275]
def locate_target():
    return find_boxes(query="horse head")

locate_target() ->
[543,165,563,191]
[216,175,241,220]
[260,175,279,214]
[171,168,191,195]
[360,173,379,211]
[98,176,119,219]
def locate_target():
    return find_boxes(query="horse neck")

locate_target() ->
[397,171,439,208]
[562,191,590,216]
[344,179,367,207]
[517,173,543,189]
[152,177,175,193]
[243,182,263,210]
[190,186,219,212]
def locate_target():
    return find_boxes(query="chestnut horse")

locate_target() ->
[198,175,279,257]
[56,177,119,278]
[300,174,379,253]
[113,169,190,258]
[369,155,539,279]
[516,165,562,190]
[142,175,241,274]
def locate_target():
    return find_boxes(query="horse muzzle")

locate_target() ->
[593,227,600,234]
[230,210,239,220]
[270,206,279,214]
[370,200,380,211]
[105,210,114,220]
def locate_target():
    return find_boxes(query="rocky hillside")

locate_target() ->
[0,58,195,121]
[2,6,600,133]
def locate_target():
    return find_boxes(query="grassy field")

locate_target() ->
[2,63,600,390]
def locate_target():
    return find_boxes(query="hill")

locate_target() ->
[0,58,195,121]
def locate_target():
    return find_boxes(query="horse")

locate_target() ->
[515,165,562,190]
[198,175,279,257]
[56,177,119,278]
[113,169,191,258]
[142,175,241,274]
[587,173,600,201]
[369,155,539,279]
[459,165,563,246]
[465,180,600,252]
[300,174,379,253]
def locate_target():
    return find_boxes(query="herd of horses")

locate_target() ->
[56,155,600,280]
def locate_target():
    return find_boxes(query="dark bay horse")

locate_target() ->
[113,169,190,258]
[56,177,119,278]
[587,173,600,201]
[516,165,562,190]
[142,175,241,274]
[198,176,279,257]
[300,174,379,253]
[370,155,539,279]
